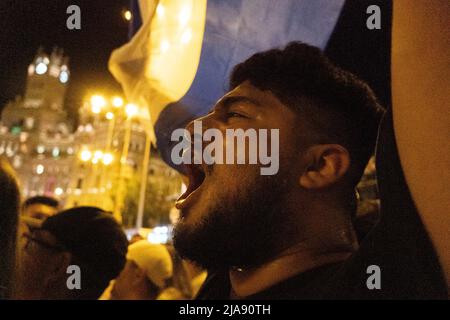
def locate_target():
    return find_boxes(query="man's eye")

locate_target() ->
[227,111,246,118]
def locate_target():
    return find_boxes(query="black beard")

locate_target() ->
[173,175,290,269]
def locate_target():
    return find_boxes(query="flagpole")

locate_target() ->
[136,127,151,229]
[113,116,132,223]
[135,101,154,229]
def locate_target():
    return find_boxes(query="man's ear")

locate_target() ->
[299,144,350,189]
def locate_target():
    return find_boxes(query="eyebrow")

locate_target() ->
[220,95,262,109]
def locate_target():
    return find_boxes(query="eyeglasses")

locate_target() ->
[22,232,66,253]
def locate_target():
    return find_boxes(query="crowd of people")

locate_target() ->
[0,169,206,300]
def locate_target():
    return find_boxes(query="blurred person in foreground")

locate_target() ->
[166,244,206,299]
[16,206,128,300]
[173,40,448,298]
[22,196,59,220]
[104,240,182,300]
[0,158,20,299]
[17,196,60,242]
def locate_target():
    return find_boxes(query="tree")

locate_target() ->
[122,159,182,228]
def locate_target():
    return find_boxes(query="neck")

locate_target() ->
[229,226,357,298]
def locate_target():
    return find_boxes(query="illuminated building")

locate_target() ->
[0,47,181,224]
[0,47,74,201]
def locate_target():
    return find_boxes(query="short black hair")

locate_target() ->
[230,42,384,186]
[42,206,127,299]
[23,196,59,209]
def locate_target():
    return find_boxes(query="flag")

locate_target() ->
[109,0,391,171]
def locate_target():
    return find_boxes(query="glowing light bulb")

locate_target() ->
[80,150,92,162]
[106,112,114,120]
[59,71,69,83]
[36,164,44,175]
[112,96,124,108]
[124,10,132,21]
[102,153,114,165]
[35,62,47,75]
[54,187,63,196]
[94,150,103,160]
[91,95,106,113]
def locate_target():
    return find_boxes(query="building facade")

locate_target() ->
[1,48,181,225]
[0,47,74,200]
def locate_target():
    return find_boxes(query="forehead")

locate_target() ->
[24,203,57,217]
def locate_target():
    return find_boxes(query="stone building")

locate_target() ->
[0,47,181,226]
[0,47,74,200]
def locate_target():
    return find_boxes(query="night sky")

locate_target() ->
[0,0,131,122]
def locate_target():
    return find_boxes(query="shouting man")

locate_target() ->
[173,42,448,299]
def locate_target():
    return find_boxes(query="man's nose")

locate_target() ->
[184,113,218,161]
[185,112,214,138]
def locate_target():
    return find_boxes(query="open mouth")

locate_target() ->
[175,163,206,210]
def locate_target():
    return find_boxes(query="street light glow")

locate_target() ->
[124,10,132,21]
[59,71,69,83]
[54,187,63,196]
[125,103,138,117]
[91,95,106,113]
[91,105,101,114]
[102,153,114,165]
[80,149,92,162]
[106,112,114,120]
[112,96,124,108]
[36,164,44,175]
[35,62,47,75]
[94,150,103,159]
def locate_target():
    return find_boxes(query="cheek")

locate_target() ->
[199,166,260,212]
[112,272,132,296]
[277,129,301,165]
[210,163,259,189]
[116,266,131,283]
[19,253,49,286]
